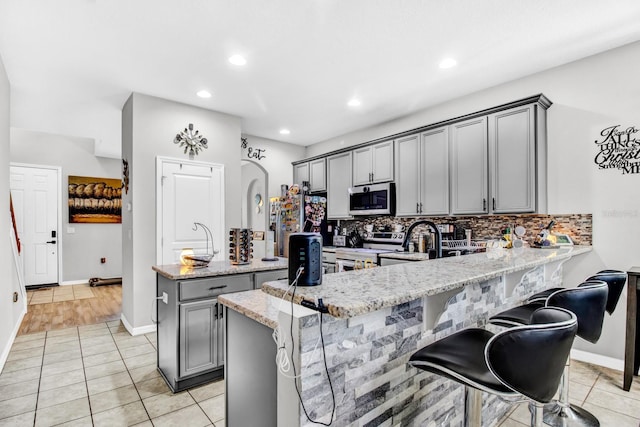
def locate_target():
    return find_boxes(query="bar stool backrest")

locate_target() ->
[486,307,577,404]
[546,280,608,344]
[587,270,627,315]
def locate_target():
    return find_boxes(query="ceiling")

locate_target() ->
[1,0,640,157]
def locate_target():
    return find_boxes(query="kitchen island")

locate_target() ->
[223,246,591,426]
[152,258,288,392]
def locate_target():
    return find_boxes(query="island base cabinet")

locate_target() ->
[157,273,252,392]
[225,308,277,427]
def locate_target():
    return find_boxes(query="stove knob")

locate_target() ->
[391,233,397,239]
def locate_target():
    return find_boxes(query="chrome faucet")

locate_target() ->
[402,220,442,258]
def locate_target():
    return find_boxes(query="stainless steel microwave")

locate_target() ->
[348,183,395,216]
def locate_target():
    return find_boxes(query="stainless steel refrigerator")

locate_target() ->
[269,186,329,257]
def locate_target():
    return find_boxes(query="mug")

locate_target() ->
[392,224,405,233]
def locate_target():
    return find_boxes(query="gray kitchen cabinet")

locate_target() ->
[293,159,326,192]
[254,269,288,289]
[395,134,421,216]
[352,140,394,186]
[450,117,489,215]
[489,105,536,213]
[395,128,449,216]
[293,162,309,187]
[327,151,353,219]
[157,272,253,392]
[309,158,326,192]
[179,299,218,377]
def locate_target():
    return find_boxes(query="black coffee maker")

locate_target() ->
[288,233,322,286]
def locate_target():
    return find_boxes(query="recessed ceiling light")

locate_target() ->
[439,58,457,69]
[196,90,212,98]
[228,55,247,66]
[347,98,361,107]
[279,129,290,135]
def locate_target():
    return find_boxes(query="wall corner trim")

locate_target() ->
[120,313,157,336]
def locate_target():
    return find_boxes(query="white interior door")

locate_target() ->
[158,158,225,265]
[10,165,60,286]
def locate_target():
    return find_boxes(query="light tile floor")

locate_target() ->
[2,320,638,426]
[0,321,225,426]
[28,285,96,305]
[498,360,640,426]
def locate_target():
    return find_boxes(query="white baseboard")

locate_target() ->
[0,306,27,373]
[61,279,89,286]
[571,349,624,372]
[120,313,157,336]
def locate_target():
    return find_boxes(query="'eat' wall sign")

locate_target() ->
[241,137,267,161]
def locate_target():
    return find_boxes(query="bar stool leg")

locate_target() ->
[464,386,482,427]
[530,402,544,427]
[542,361,599,427]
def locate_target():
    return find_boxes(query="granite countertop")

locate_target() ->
[322,246,337,253]
[153,257,289,280]
[261,246,592,319]
[219,290,284,329]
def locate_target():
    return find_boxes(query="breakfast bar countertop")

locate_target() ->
[261,246,592,319]
[152,257,288,280]
[219,289,284,329]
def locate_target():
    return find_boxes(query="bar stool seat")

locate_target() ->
[409,307,578,427]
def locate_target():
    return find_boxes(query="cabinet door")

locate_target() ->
[489,106,535,213]
[352,146,373,186]
[293,163,309,186]
[450,117,488,214]
[327,152,353,219]
[180,299,217,377]
[394,134,421,216]
[371,140,394,183]
[309,158,326,192]
[421,128,449,215]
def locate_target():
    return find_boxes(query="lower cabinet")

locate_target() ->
[180,299,219,377]
[157,269,285,392]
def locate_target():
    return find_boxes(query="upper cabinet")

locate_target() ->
[395,128,449,216]
[489,106,536,213]
[292,94,550,216]
[352,141,394,186]
[450,117,489,215]
[450,102,546,215]
[293,158,326,192]
[326,152,352,219]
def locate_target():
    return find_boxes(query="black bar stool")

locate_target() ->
[490,281,609,427]
[409,307,578,427]
[527,269,626,313]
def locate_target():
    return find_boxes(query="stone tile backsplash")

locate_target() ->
[340,213,592,246]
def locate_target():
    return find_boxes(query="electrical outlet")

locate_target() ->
[100,258,106,264]
[162,292,168,304]
[13,292,18,303]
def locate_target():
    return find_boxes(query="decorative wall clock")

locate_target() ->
[174,123,208,158]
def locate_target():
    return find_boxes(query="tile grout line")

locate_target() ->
[112,322,154,425]
[78,324,96,427]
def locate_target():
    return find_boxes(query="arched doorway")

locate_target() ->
[241,160,269,259]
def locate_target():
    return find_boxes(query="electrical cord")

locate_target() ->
[273,267,322,379]
[150,295,163,324]
[289,269,336,426]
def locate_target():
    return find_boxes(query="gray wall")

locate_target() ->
[10,129,122,282]
[306,41,640,361]
[0,53,24,369]
[122,93,242,331]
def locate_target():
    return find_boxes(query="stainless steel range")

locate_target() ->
[335,232,405,271]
